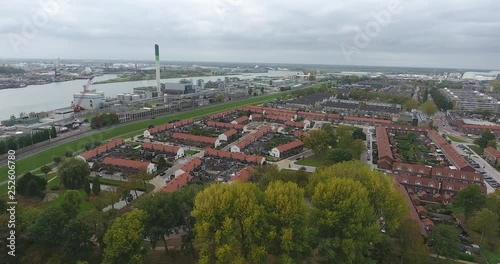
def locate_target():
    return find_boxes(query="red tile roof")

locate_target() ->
[79,138,124,160]
[265,115,292,122]
[285,121,305,128]
[392,162,431,175]
[275,140,304,152]
[484,146,500,159]
[205,148,265,164]
[179,158,202,173]
[416,206,427,213]
[376,126,393,161]
[160,172,193,193]
[206,121,245,130]
[422,218,435,228]
[396,174,440,189]
[230,167,254,182]
[232,116,249,124]
[345,116,392,124]
[142,142,181,154]
[207,109,236,120]
[223,129,238,137]
[103,157,150,169]
[172,132,218,144]
[147,118,194,135]
[462,124,500,131]
[385,124,429,133]
[427,130,472,171]
[235,125,272,150]
[297,111,340,121]
[431,167,483,183]
[392,179,427,237]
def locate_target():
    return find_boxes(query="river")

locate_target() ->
[0,71,296,120]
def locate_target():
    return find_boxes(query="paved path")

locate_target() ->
[149,151,205,192]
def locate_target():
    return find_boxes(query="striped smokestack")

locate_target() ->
[155,44,161,94]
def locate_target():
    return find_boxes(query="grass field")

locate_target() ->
[467,144,484,155]
[447,135,467,143]
[0,93,287,184]
[295,155,327,167]
[49,189,94,212]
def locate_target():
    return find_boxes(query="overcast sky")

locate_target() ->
[1,0,499,69]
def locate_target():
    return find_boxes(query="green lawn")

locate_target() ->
[467,144,484,155]
[295,155,327,167]
[447,135,467,143]
[0,92,289,184]
[184,150,199,156]
[48,189,94,212]
[483,248,500,264]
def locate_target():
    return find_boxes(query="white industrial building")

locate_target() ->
[461,71,500,81]
[73,91,105,110]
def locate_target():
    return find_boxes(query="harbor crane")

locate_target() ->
[73,76,94,112]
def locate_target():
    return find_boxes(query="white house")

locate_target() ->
[218,129,238,141]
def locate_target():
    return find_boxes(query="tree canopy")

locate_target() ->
[59,158,90,190]
[103,209,146,264]
[453,184,486,222]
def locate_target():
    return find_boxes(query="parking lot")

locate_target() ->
[456,143,499,192]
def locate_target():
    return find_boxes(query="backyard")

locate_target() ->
[0,91,294,184]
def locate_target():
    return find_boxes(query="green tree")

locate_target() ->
[215,93,225,102]
[52,156,61,163]
[60,190,83,219]
[395,218,429,264]
[59,158,90,190]
[485,190,500,217]
[308,161,407,233]
[311,177,378,263]
[28,206,70,247]
[84,142,92,151]
[79,209,115,254]
[453,184,486,222]
[40,165,51,175]
[265,181,311,262]
[302,129,330,155]
[326,149,353,164]
[62,217,93,259]
[406,132,418,144]
[17,172,47,198]
[157,157,167,171]
[420,100,438,116]
[470,208,499,242]
[404,99,419,111]
[83,177,91,197]
[92,177,101,196]
[192,182,267,264]
[65,150,73,157]
[249,164,281,189]
[352,127,367,140]
[103,209,146,264]
[429,225,461,259]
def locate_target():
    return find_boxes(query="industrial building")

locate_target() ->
[163,82,196,95]
[73,91,105,110]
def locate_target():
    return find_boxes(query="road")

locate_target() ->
[149,151,205,192]
[434,112,471,143]
[449,141,499,193]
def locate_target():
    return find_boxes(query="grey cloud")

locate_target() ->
[0,0,499,69]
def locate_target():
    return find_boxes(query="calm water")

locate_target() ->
[0,71,296,120]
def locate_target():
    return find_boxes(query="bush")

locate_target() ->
[65,151,73,157]
[52,156,61,163]
[93,141,101,147]
[458,253,475,262]
[50,186,60,191]
[84,142,92,151]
